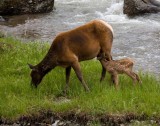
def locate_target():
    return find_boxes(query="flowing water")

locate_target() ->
[0,0,160,75]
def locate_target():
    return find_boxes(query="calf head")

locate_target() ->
[28,64,43,88]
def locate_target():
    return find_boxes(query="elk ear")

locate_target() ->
[28,63,34,69]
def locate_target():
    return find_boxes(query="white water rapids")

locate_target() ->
[0,0,160,74]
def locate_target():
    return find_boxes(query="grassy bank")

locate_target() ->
[0,37,160,122]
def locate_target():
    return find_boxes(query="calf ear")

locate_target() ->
[28,63,34,69]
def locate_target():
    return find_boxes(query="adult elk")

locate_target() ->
[28,19,114,93]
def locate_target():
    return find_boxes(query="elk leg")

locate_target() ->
[99,58,107,82]
[100,66,106,82]
[63,66,71,94]
[106,53,112,61]
[101,40,112,61]
[103,49,112,61]
[72,61,90,92]
[98,51,111,82]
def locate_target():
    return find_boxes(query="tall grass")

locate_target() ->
[0,37,160,120]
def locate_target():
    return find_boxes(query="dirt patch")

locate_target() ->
[0,111,160,126]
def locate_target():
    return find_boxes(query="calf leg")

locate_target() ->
[125,71,138,85]
[133,72,142,84]
[63,66,71,94]
[72,61,90,92]
[111,72,119,89]
[111,74,115,83]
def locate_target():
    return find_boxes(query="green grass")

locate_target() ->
[0,37,160,120]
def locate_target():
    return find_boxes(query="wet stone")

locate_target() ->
[0,0,54,15]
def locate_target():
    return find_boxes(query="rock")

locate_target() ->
[0,0,54,15]
[150,0,160,6]
[123,0,160,16]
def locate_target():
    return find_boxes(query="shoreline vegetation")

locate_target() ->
[0,36,160,125]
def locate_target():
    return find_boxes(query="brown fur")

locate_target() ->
[99,57,142,89]
[28,19,114,93]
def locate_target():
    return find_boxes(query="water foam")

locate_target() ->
[105,2,123,15]
[56,0,91,4]
[95,1,130,23]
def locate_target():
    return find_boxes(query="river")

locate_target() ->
[0,0,160,75]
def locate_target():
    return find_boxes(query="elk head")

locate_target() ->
[28,64,43,88]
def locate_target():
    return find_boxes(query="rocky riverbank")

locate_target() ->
[1,110,160,126]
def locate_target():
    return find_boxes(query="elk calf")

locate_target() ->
[98,57,142,89]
